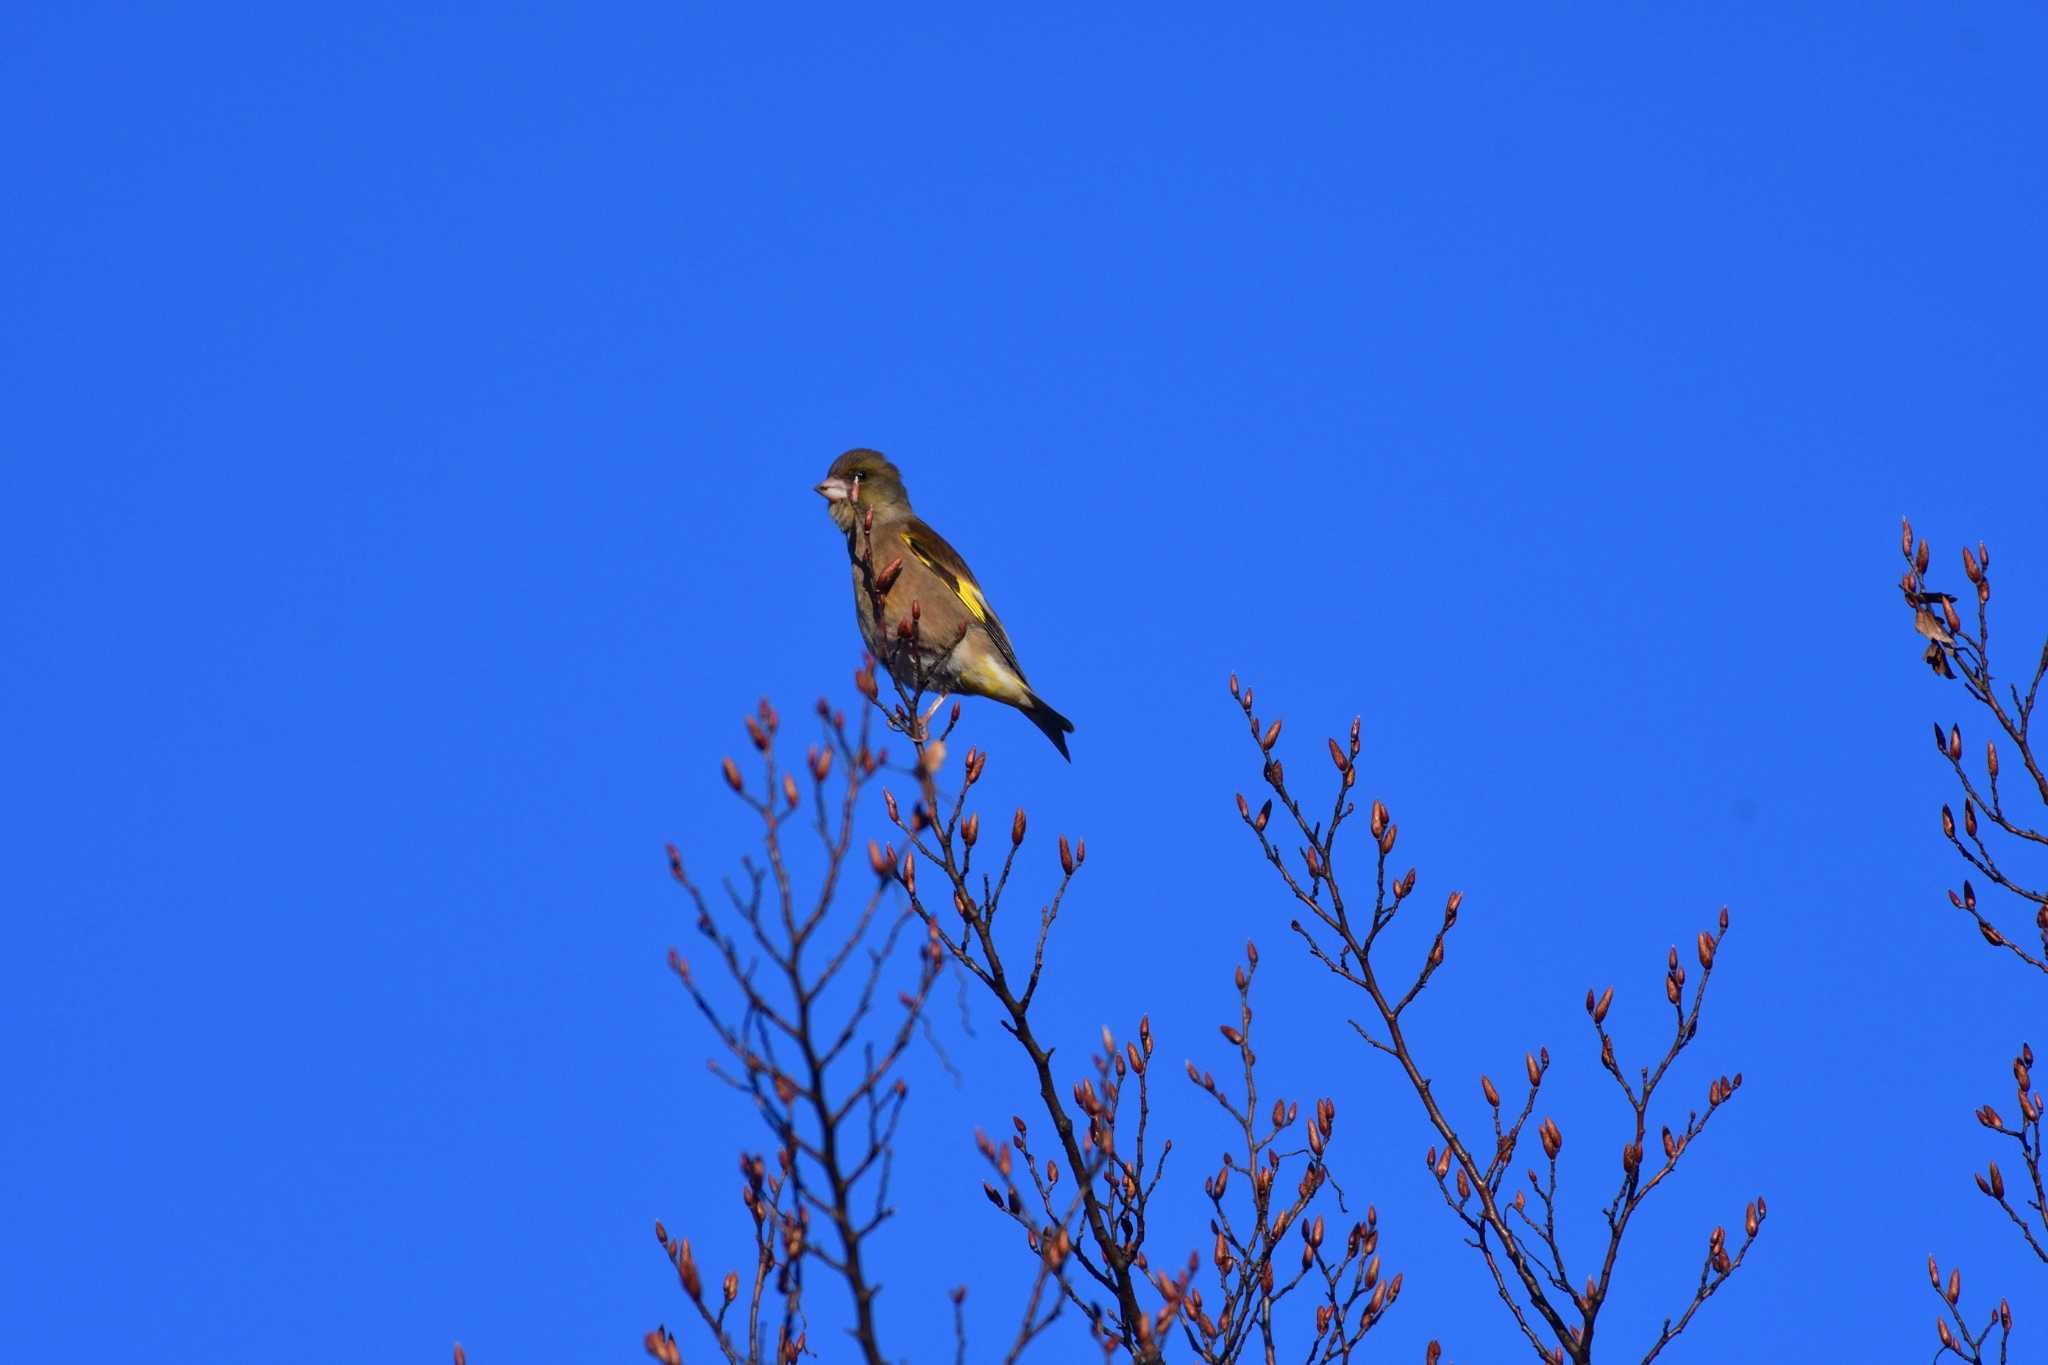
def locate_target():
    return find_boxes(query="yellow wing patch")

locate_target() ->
[899,526,1025,678]
[953,574,994,625]
[901,531,991,624]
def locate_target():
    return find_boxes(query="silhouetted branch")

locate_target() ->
[1900,519,2048,969]
[861,640,1162,1358]
[651,701,940,1364]
[1901,521,2048,1354]
[1929,1253,2012,1364]
[1964,1042,2048,1266]
[1225,676,1762,1364]
[1177,947,1397,1363]
[846,599,1403,1363]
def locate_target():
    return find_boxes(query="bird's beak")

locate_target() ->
[815,477,851,503]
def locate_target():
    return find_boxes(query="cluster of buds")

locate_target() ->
[1974,1043,2042,1134]
[778,1204,807,1265]
[1189,1293,1237,1344]
[657,1224,704,1301]
[1928,1252,2009,1353]
[1347,1209,1380,1262]
[1326,717,1361,790]
[1296,1210,1327,1269]
[1229,675,1299,790]
[1935,722,1964,763]
[975,1127,1016,1178]
[1962,542,1990,589]
[1388,864,1418,903]
[1664,946,1688,1005]
[960,745,988,785]
[1128,1284,1187,1354]
[1210,1225,1237,1277]
[744,698,779,751]
[1940,799,1986,844]
[718,695,885,817]
[1023,1221,1073,1269]
[1707,1224,1733,1275]
[980,1179,1021,1215]
[1234,792,1274,834]
[737,1151,771,1226]
[1308,1096,1336,1155]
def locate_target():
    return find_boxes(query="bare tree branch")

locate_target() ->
[1901,520,2048,1356]
[1225,676,1763,1364]
[651,701,939,1364]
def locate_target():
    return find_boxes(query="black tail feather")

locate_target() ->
[1023,694,1075,761]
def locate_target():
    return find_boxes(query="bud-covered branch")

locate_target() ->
[652,699,941,1364]
[860,665,1400,1362]
[1227,679,1761,1363]
[1177,943,1399,1362]
[1902,523,2048,1351]
[1967,1042,2048,1269]
[1927,1253,2013,1364]
[1898,519,2048,973]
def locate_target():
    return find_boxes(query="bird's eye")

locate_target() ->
[851,471,865,483]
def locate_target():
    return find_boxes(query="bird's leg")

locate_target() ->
[922,692,950,728]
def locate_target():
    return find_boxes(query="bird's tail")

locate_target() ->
[1023,693,1075,761]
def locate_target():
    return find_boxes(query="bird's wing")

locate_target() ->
[897,519,1026,679]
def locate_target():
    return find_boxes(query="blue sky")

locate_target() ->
[5,4,2046,1361]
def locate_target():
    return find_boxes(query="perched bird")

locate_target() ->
[815,448,1075,759]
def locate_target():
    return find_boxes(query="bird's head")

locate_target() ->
[815,449,911,530]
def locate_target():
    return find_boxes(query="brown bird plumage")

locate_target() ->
[815,449,1074,759]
